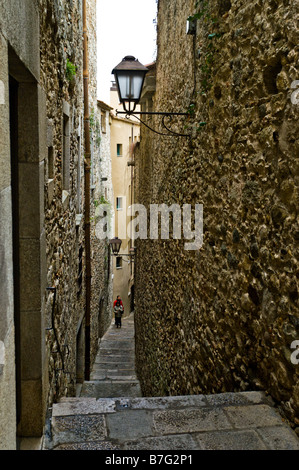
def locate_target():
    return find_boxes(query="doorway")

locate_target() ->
[9,74,21,429]
[9,47,47,437]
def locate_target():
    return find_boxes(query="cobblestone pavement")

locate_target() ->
[47,312,299,451]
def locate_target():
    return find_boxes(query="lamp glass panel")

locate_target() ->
[111,239,122,254]
[117,72,144,101]
[132,75,144,100]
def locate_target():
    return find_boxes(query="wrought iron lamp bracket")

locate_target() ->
[116,110,192,138]
[111,252,135,260]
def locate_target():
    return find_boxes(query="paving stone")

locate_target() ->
[223,404,284,429]
[123,434,200,450]
[256,426,299,450]
[204,391,269,407]
[195,429,268,450]
[52,398,116,416]
[106,410,153,441]
[126,395,207,410]
[54,441,120,450]
[153,407,232,435]
[52,414,106,448]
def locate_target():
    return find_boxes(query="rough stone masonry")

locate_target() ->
[134,0,299,430]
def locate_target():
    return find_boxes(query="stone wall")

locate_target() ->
[87,2,114,358]
[0,0,42,446]
[134,0,299,428]
[0,0,112,445]
[39,0,86,403]
[90,127,114,361]
[92,102,114,339]
[40,0,113,401]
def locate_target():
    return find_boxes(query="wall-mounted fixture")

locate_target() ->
[112,56,148,114]
[186,18,197,35]
[109,237,135,260]
[112,56,193,138]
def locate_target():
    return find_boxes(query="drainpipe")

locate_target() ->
[83,0,91,381]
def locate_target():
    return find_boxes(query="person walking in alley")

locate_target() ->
[114,299,124,328]
[113,295,124,325]
[113,295,124,311]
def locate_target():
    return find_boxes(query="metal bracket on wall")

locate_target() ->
[116,111,193,138]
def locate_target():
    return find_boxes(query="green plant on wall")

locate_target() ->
[183,1,223,134]
[189,0,222,95]
[188,1,219,25]
[93,195,109,207]
[185,103,207,132]
[66,59,77,82]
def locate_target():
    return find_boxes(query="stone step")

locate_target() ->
[47,312,299,451]
[92,364,136,371]
[80,380,142,399]
[91,374,138,381]
[84,312,140,397]
[48,392,299,450]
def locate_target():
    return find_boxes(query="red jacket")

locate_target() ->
[113,299,124,310]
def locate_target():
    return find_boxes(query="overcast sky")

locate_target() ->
[97,0,158,104]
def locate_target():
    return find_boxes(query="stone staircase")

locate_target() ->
[46,313,299,451]
[79,311,141,399]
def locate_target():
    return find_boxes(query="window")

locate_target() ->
[116,257,122,269]
[117,143,123,156]
[116,197,123,210]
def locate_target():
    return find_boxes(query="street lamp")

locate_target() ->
[109,237,122,256]
[112,56,149,114]
[109,237,135,260]
[112,56,193,138]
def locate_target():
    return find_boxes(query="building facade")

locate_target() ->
[90,99,114,340]
[110,84,140,315]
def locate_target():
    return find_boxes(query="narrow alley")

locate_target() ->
[46,313,299,451]
[80,311,142,399]
[1,0,299,452]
